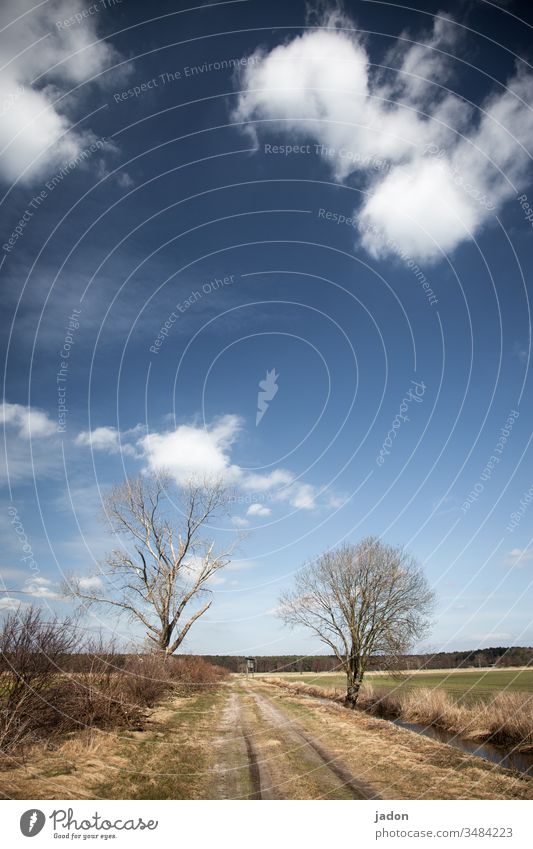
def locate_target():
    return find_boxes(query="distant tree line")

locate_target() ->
[203,645,533,674]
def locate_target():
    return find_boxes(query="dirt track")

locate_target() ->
[208,679,533,800]
[2,678,532,800]
[232,681,379,799]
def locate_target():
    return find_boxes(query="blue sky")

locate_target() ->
[1,0,533,656]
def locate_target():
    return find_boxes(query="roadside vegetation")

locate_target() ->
[253,681,532,800]
[0,606,228,766]
[2,500,531,800]
[264,677,533,749]
[267,668,533,697]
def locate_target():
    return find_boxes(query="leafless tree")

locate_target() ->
[279,537,435,708]
[67,474,236,655]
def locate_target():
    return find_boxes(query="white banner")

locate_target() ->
[3,800,532,848]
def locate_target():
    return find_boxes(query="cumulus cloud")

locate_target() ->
[0,0,128,184]
[1,400,56,438]
[247,503,272,517]
[289,483,316,510]
[241,468,317,510]
[75,426,138,457]
[24,576,62,600]
[140,415,243,483]
[76,414,325,513]
[234,9,533,262]
[78,575,103,590]
[231,516,250,528]
[0,400,59,482]
[0,597,27,611]
[242,469,294,492]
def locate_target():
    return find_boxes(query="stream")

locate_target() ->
[392,718,533,777]
[287,686,533,778]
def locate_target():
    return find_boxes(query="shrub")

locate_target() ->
[0,608,229,757]
[0,607,80,752]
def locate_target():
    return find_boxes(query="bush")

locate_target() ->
[0,608,229,757]
[0,607,80,752]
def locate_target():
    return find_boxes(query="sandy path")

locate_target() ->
[234,680,379,799]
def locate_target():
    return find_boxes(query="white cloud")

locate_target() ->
[75,426,138,456]
[0,597,27,611]
[24,576,61,600]
[140,415,243,484]
[234,11,533,262]
[78,575,103,590]
[504,548,533,569]
[234,11,457,178]
[247,503,272,517]
[240,469,316,510]
[0,400,59,482]
[231,516,250,528]
[0,0,129,184]
[242,469,294,492]
[289,483,316,510]
[76,426,120,452]
[359,159,481,262]
[76,414,326,512]
[1,401,56,438]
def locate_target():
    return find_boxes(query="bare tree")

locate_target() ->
[68,474,236,655]
[279,537,435,708]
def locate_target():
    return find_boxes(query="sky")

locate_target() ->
[1,0,533,656]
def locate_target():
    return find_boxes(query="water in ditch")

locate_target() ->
[392,718,533,777]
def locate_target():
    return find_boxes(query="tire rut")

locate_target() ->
[239,682,380,799]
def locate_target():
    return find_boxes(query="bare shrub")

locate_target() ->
[121,654,174,706]
[0,607,80,753]
[0,605,230,760]
[170,655,229,693]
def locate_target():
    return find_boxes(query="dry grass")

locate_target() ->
[256,682,533,800]
[0,686,229,800]
[1,630,229,759]
[0,727,129,799]
[264,678,533,749]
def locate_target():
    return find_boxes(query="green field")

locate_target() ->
[263,668,533,701]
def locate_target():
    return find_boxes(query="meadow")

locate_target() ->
[262,668,533,749]
[261,668,533,702]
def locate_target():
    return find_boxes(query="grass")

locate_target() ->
[263,677,533,749]
[3,678,531,800]
[261,668,533,702]
[253,681,533,800]
[0,686,234,800]
[95,688,227,800]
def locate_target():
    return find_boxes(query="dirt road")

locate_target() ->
[226,681,379,799]
[2,678,533,800]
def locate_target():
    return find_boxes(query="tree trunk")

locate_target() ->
[344,678,362,709]
[344,650,362,709]
[157,622,172,653]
